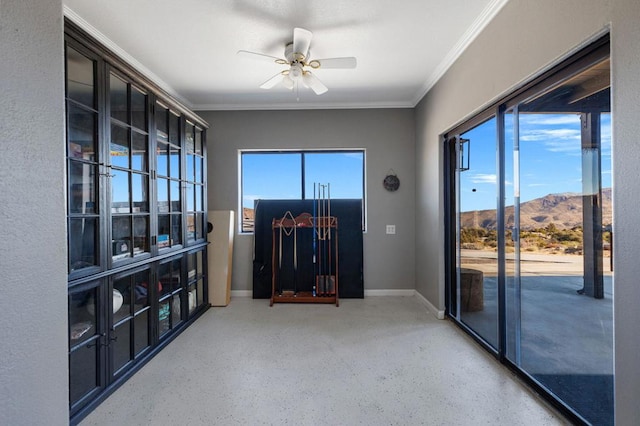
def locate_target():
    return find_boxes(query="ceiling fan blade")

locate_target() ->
[302,72,328,95]
[293,28,313,60]
[259,72,284,89]
[310,57,357,69]
[237,50,287,64]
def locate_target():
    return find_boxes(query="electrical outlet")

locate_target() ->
[386,225,396,234]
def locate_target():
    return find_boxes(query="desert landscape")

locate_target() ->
[460,189,612,256]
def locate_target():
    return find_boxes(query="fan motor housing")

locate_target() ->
[285,42,307,63]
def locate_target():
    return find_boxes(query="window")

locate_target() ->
[240,150,365,232]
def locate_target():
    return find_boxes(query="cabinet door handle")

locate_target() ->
[86,333,106,348]
[98,163,115,178]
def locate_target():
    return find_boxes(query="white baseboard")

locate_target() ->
[414,291,445,320]
[364,289,416,297]
[230,290,252,298]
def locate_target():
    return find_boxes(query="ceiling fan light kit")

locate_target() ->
[239,27,357,97]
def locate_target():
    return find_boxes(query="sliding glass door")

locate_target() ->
[505,58,613,425]
[451,118,499,350]
[446,38,613,425]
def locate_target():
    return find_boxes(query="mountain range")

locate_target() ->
[460,188,612,230]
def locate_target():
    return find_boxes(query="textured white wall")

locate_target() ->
[0,0,68,424]
[415,0,640,423]
[200,109,416,293]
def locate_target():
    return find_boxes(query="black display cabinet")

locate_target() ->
[65,20,209,424]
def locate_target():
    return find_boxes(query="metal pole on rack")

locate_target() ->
[321,184,327,295]
[317,184,322,295]
[293,216,297,295]
[328,183,334,295]
[278,223,283,295]
[318,185,321,295]
[313,182,317,296]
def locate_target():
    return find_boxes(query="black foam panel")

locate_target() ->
[252,199,364,299]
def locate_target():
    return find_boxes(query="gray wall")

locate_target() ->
[0,0,68,424]
[200,109,416,294]
[414,0,640,423]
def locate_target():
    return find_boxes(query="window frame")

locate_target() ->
[238,148,367,234]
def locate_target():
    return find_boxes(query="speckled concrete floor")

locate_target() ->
[80,296,567,425]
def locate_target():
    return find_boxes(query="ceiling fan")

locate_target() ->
[238,27,357,96]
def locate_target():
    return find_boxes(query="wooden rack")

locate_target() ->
[270,212,339,306]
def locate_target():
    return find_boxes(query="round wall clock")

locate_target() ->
[383,173,400,192]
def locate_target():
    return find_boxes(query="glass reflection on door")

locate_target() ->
[455,117,499,349]
[506,59,613,425]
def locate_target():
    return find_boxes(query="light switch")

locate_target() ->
[386,225,396,234]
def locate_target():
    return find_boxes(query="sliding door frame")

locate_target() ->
[442,33,610,426]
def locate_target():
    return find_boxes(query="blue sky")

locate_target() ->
[460,113,612,212]
[242,153,302,207]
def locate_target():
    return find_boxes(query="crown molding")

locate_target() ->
[63,5,193,109]
[411,0,510,107]
[192,100,414,111]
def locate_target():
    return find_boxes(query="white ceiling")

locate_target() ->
[63,0,508,111]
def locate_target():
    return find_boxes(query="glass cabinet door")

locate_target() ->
[186,249,207,316]
[156,103,182,250]
[66,45,100,275]
[157,256,184,338]
[111,276,131,375]
[109,72,150,263]
[185,122,206,243]
[111,268,152,378]
[69,281,105,411]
